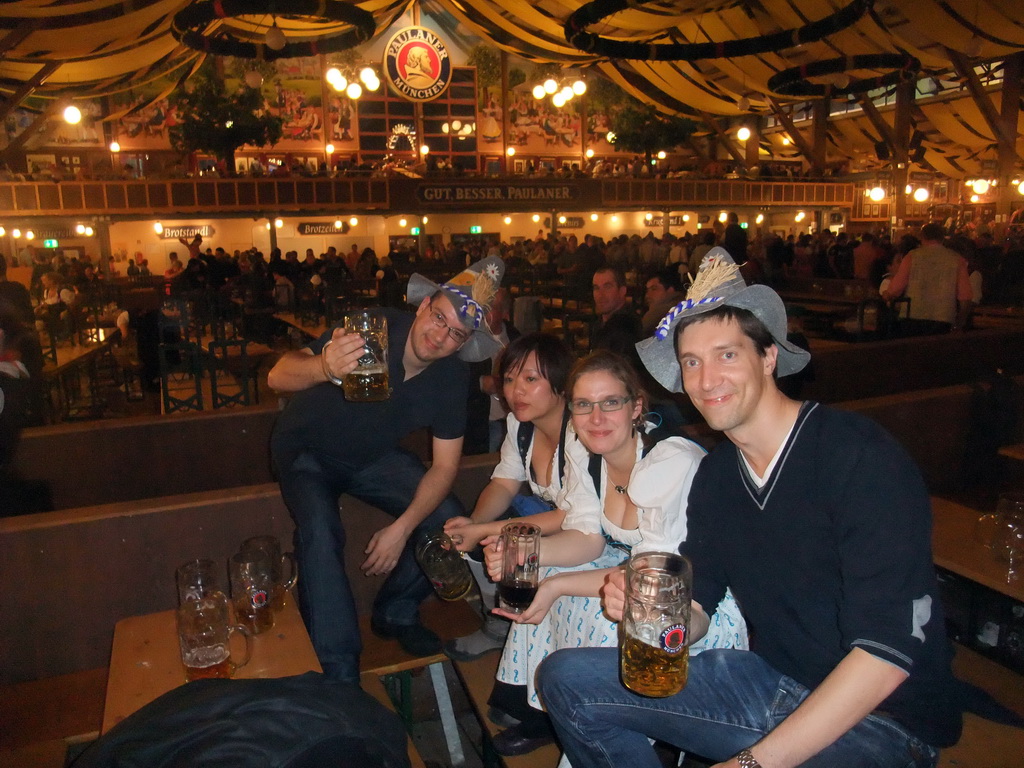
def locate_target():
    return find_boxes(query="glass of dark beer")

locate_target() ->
[343,311,389,401]
[498,522,541,614]
[620,551,692,697]
[415,532,473,601]
[176,591,252,681]
[229,551,276,635]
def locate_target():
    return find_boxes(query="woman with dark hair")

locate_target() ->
[480,350,746,756]
[444,332,581,659]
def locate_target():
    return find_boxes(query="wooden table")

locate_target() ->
[101,600,320,734]
[931,496,1024,603]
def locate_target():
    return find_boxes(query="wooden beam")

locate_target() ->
[892,79,915,226]
[767,99,817,168]
[947,48,1019,154]
[0,62,57,124]
[700,113,746,167]
[996,52,1023,217]
[0,22,37,57]
[857,97,898,158]
[0,100,60,160]
[812,98,829,174]
[686,136,711,165]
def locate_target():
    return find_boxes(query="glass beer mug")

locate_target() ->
[620,551,692,698]
[498,522,541,614]
[343,311,389,402]
[415,532,473,601]
[176,591,252,682]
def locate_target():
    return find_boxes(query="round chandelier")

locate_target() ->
[767,53,921,98]
[172,0,375,61]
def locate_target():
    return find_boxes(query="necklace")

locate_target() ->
[614,484,627,494]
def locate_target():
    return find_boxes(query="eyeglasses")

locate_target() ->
[428,306,469,345]
[568,396,633,415]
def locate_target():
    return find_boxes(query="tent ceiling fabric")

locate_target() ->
[0,0,1020,176]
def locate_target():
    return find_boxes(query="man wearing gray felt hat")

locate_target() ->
[269,256,505,682]
[539,247,960,768]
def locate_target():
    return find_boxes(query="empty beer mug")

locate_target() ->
[176,558,222,605]
[620,551,692,698]
[415,531,473,601]
[343,311,389,402]
[176,591,252,682]
[498,522,541,614]
[240,535,297,612]
[229,551,276,635]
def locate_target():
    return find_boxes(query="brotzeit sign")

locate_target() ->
[416,184,579,205]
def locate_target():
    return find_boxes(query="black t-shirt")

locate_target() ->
[684,403,961,748]
[271,308,469,470]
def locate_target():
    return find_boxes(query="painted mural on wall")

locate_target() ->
[110,85,177,151]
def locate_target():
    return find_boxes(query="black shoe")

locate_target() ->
[486,706,520,729]
[491,722,555,756]
[370,617,442,657]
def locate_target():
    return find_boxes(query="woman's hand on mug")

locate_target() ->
[481,534,503,582]
[493,577,556,624]
[600,568,627,622]
[444,517,487,552]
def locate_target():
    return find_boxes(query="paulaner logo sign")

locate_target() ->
[383,26,452,102]
[416,184,578,204]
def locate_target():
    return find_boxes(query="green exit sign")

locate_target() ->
[469,225,482,234]
[410,227,421,235]
[44,239,59,248]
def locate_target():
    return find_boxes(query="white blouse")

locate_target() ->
[561,434,705,555]
[490,412,589,505]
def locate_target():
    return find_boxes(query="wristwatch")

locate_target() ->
[735,748,763,768]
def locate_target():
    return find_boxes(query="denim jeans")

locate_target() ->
[538,648,938,768]
[276,447,465,683]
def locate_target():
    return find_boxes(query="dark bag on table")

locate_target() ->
[71,672,410,768]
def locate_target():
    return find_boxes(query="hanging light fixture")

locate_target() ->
[63,104,82,125]
[109,141,121,153]
[506,147,516,156]
[154,222,164,234]
[245,70,264,89]
[265,18,287,51]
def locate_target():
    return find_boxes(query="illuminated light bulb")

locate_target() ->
[973,179,990,194]
[245,70,264,89]
[755,213,764,224]
[905,184,913,195]
[84,227,93,237]
[325,144,335,154]
[611,215,619,223]
[736,126,751,142]
[657,150,667,160]
[0,227,5,237]
[795,211,806,222]
[585,148,594,158]
[650,159,657,165]
[552,93,567,108]
[326,67,342,84]
[869,186,885,202]
[682,214,690,222]
[532,214,540,223]
[532,85,546,100]
[442,123,450,134]
[451,120,462,131]
[970,194,980,203]
[1018,181,1024,195]
[274,218,283,228]
[543,79,558,94]
[504,216,512,225]
[560,86,573,100]
[346,83,362,100]
[646,213,654,221]
[460,124,473,135]
[26,230,35,240]
[399,218,407,227]
[606,131,616,143]
[591,213,598,221]
[506,146,516,156]
[422,216,429,224]
[558,215,567,224]
[265,21,286,51]
[349,217,358,227]
[781,136,791,146]
[359,67,376,86]
[419,144,430,155]
[718,211,728,223]
[76,224,86,234]
[109,141,120,153]
[913,188,930,202]
[266,222,271,230]
[12,229,21,238]
[63,105,82,125]
[225,120,234,129]
[332,219,342,229]
[573,80,587,95]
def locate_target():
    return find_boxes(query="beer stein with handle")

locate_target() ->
[229,551,276,635]
[498,522,541,614]
[415,531,473,601]
[240,535,298,612]
[176,591,252,681]
[620,551,692,698]
[343,311,389,401]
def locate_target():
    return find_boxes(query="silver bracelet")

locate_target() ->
[735,748,763,768]
[320,340,345,386]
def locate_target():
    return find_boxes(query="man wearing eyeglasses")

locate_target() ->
[269,256,505,683]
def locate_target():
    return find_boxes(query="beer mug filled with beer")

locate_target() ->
[176,591,252,681]
[240,535,297,612]
[229,551,276,635]
[343,311,389,401]
[620,551,692,697]
[498,522,541,614]
[415,531,473,601]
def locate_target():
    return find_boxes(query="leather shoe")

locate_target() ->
[370,617,442,657]
[491,723,555,756]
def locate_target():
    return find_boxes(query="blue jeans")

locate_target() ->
[538,648,938,768]
[276,448,465,683]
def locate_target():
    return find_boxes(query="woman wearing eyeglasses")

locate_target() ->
[481,350,747,756]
